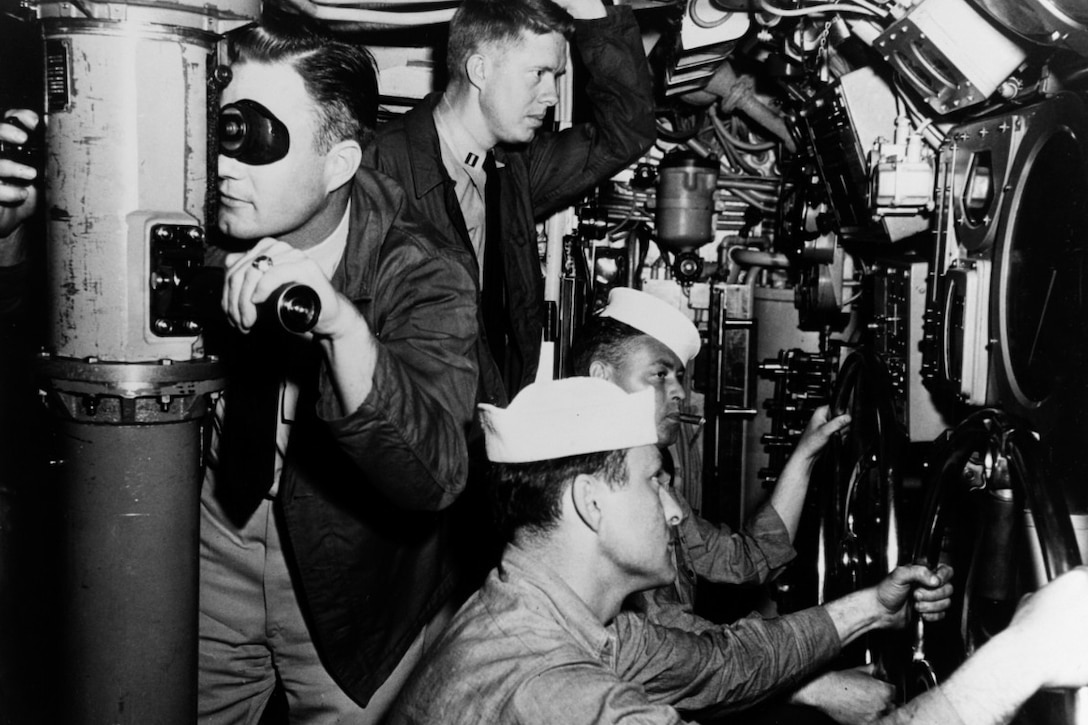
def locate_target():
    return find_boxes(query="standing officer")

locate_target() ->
[363,0,655,404]
[362,0,656,591]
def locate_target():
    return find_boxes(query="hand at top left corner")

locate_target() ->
[0,109,41,241]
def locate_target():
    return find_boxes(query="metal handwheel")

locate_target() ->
[901,409,1083,722]
[778,349,905,672]
[820,351,905,602]
[820,350,906,672]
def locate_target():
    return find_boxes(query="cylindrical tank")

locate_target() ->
[28,1,257,722]
[654,149,719,252]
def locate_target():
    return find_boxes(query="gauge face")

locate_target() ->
[999,129,1088,406]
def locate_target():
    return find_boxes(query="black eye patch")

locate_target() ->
[218,99,290,166]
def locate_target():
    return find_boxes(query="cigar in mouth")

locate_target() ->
[675,413,706,425]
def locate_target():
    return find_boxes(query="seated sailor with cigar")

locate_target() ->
[571,287,851,611]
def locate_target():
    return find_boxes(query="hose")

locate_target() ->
[276,0,457,25]
[701,62,797,153]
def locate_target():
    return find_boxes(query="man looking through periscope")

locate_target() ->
[201,16,476,724]
[0,36,478,722]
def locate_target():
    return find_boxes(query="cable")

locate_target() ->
[313,0,455,4]
[725,186,777,213]
[312,7,455,23]
[719,119,778,152]
[720,133,771,177]
[730,247,791,268]
[595,205,653,223]
[848,0,888,16]
[731,114,778,148]
[709,106,781,175]
[892,76,947,149]
[688,0,735,28]
[840,289,863,308]
[657,112,707,143]
[718,178,782,193]
[760,0,879,17]
[605,217,637,239]
[276,0,456,24]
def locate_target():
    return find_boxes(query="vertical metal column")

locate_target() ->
[42,360,223,723]
[28,1,258,721]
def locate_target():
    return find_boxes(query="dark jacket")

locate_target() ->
[361,6,656,405]
[207,166,478,705]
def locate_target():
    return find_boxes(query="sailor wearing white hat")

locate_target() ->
[600,286,702,366]
[479,376,659,463]
[572,287,701,447]
[478,376,683,587]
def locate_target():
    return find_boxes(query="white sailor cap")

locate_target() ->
[479,377,658,463]
[599,287,702,364]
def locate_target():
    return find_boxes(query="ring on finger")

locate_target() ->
[252,254,274,272]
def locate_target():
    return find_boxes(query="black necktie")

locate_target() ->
[217,331,313,525]
[481,151,508,375]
